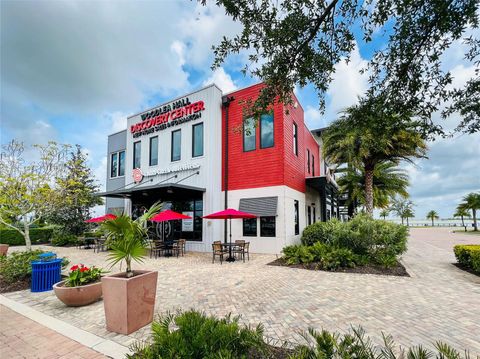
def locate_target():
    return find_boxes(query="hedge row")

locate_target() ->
[0,228,54,246]
[454,244,480,274]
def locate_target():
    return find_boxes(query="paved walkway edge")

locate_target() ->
[0,294,132,359]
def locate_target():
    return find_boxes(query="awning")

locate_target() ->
[239,196,278,217]
[95,182,206,198]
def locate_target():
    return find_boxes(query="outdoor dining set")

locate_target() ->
[82,207,256,264]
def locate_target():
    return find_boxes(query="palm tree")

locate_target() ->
[459,192,480,231]
[102,202,162,277]
[337,162,409,211]
[390,197,414,225]
[404,208,414,226]
[323,98,427,216]
[380,209,390,220]
[453,205,470,228]
[426,210,439,226]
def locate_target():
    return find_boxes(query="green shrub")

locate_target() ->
[282,243,356,270]
[299,215,408,267]
[454,245,480,274]
[128,310,266,359]
[291,326,471,359]
[301,219,342,246]
[0,228,54,246]
[51,227,79,247]
[83,231,103,238]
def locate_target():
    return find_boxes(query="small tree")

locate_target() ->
[426,210,440,227]
[379,209,389,220]
[403,208,414,226]
[459,192,480,231]
[0,140,69,250]
[453,205,471,228]
[47,145,103,235]
[390,198,414,226]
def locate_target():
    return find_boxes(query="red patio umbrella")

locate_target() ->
[150,210,193,243]
[203,208,256,262]
[150,210,192,222]
[85,214,117,223]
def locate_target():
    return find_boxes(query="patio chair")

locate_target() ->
[212,241,226,264]
[174,239,186,256]
[244,242,250,261]
[93,238,106,253]
[232,240,246,262]
[151,240,166,259]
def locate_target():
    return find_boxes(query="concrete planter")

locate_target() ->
[0,244,9,256]
[101,270,158,335]
[53,280,102,307]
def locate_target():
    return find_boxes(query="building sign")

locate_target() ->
[130,97,205,138]
[133,168,143,183]
[182,212,194,232]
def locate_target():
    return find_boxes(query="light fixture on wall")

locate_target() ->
[167,187,173,194]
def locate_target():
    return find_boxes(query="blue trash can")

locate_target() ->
[31,252,62,292]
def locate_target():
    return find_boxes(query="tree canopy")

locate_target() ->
[206,0,479,136]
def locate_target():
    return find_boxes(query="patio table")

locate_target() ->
[221,243,241,262]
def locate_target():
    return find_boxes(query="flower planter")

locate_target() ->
[0,244,9,256]
[53,280,102,307]
[101,270,158,335]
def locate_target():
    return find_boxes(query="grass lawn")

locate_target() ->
[453,229,480,236]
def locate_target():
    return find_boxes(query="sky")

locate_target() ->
[1,0,479,220]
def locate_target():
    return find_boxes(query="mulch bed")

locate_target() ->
[268,258,410,277]
[0,277,30,293]
[452,263,480,277]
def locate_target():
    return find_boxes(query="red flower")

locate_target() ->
[80,267,89,272]
[70,265,79,271]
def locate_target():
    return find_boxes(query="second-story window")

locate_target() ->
[118,151,125,176]
[293,123,298,156]
[133,141,141,169]
[307,149,310,173]
[149,136,158,166]
[312,154,315,176]
[192,123,204,157]
[260,113,274,148]
[171,129,181,162]
[110,153,118,178]
[243,117,256,152]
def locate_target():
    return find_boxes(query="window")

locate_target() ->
[294,200,299,235]
[133,141,141,169]
[307,206,312,226]
[312,206,316,223]
[243,117,256,152]
[260,113,274,148]
[110,153,118,178]
[118,151,125,176]
[260,217,276,237]
[312,155,315,176]
[171,130,181,161]
[307,149,310,173]
[192,123,204,157]
[149,136,158,166]
[243,218,257,237]
[293,123,298,156]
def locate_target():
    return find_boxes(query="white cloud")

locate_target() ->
[304,105,326,129]
[324,44,369,123]
[202,67,237,93]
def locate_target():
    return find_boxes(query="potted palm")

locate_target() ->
[53,264,104,307]
[100,202,162,335]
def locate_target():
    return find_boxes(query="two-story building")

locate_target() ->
[98,83,339,254]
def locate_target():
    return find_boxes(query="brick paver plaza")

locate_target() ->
[2,227,479,356]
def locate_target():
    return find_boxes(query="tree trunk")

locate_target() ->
[364,168,374,216]
[431,218,434,227]
[461,215,465,227]
[24,220,32,251]
[473,209,478,231]
[407,217,409,226]
[401,217,404,225]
